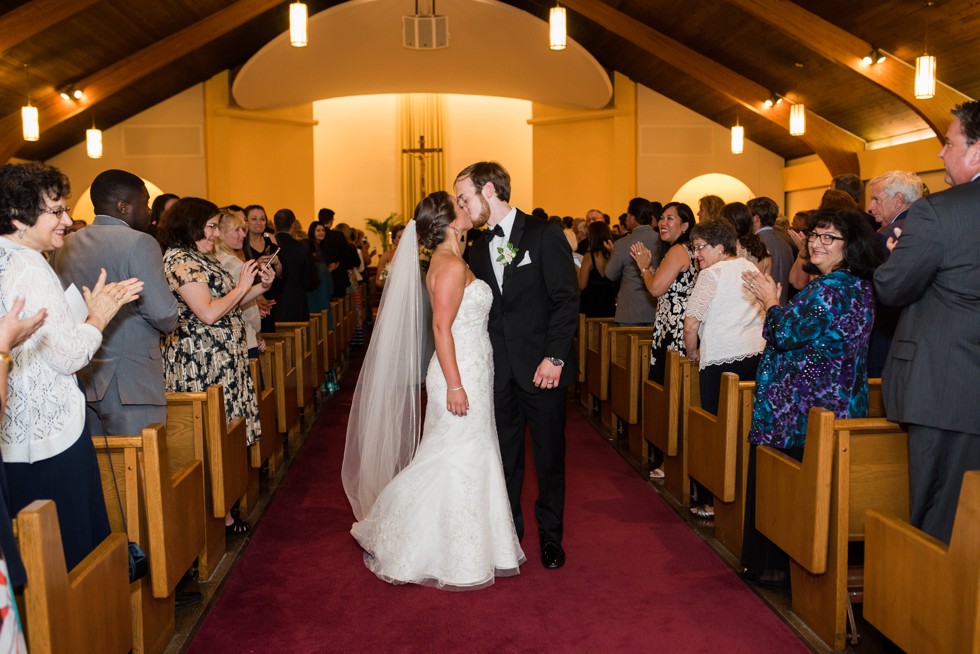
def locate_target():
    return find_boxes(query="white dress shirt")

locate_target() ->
[489,207,517,292]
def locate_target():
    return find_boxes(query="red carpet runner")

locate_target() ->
[188,357,809,653]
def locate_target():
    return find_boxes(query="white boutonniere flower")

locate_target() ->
[496,242,519,266]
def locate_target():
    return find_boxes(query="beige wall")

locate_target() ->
[49,86,208,222]
[204,71,316,226]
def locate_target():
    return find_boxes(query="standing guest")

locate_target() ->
[605,198,662,326]
[697,195,724,223]
[317,209,360,299]
[243,204,280,332]
[562,216,578,251]
[215,210,265,360]
[630,202,697,480]
[157,198,274,532]
[53,169,178,440]
[682,220,766,519]
[271,209,318,322]
[307,221,337,317]
[874,101,980,545]
[722,202,770,274]
[0,162,142,570]
[455,161,579,569]
[748,196,794,306]
[741,209,877,584]
[149,193,179,232]
[819,189,859,212]
[577,221,617,318]
[374,225,404,289]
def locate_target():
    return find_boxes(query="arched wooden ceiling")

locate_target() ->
[0,0,976,173]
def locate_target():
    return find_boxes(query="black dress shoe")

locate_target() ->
[541,542,566,569]
[175,591,203,609]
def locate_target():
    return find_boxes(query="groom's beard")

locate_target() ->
[471,194,491,228]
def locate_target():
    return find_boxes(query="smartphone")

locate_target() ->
[260,247,281,272]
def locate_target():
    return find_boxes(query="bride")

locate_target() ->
[342,191,525,590]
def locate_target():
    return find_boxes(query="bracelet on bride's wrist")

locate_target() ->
[448,385,464,392]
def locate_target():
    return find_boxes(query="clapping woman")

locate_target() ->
[0,162,142,571]
[740,209,877,586]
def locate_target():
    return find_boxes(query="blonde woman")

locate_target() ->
[215,209,266,357]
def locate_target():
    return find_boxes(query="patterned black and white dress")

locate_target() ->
[648,243,698,384]
[162,247,261,445]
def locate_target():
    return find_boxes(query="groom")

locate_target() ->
[455,162,579,569]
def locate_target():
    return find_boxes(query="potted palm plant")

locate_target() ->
[365,212,404,252]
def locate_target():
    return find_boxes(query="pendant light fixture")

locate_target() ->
[290,1,308,47]
[789,102,806,136]
[21,65,39,142]
[86,125,103,159]
[549,3,566,51]
[915,1,936,100]
[731,112,744,155]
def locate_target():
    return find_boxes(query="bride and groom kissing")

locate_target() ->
[342,161,580,590]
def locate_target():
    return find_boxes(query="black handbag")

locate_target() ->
[102,433,149,583]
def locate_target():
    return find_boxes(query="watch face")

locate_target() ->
[550,358,564,367]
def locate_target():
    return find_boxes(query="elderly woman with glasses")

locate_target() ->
[739,208,878,587]
[158,198,275,534]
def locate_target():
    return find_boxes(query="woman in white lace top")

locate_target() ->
[682,220,766,519]
[0,162,142,571]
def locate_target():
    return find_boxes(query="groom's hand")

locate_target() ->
[533,359,562,390]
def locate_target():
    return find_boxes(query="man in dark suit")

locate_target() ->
[874,101,980,544]
[271,209,318,322]
[605,198,662,326]
[317,208,360,299]
[53,169,178,437]
[455,162,579,569]
[748,196,793,306]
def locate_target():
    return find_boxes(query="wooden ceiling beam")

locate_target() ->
[0,0,286,164]
[561,0,864,176]
[724,0,972,144]
[0,0,101,56]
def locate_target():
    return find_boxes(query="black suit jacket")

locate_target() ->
[321,228,360,298]
[470,210,580,393]
[271,233,318,322]
[874,180,980,435]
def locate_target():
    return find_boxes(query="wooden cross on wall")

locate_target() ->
[401,135,443,200]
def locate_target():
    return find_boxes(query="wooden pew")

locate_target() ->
[583,317,614,410]
[241,357,284,514]
[94,425,206,654]
[865,470,980,654]
[310,310,329,390]
[640,349,696,506]
[261,340,300,446]
[16,499,132,654]
[587,323,649,430]
[329,299,343,371]
[268,324,314,420]
[343,294,355,350]
[166,386,249,581]
[755,408,909,650]
[609,332,651,461]
[573,313,586,384]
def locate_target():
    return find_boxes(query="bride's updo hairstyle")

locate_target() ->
[415,190,456,250]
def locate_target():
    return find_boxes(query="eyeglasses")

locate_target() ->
[41,205,71,218]
[807,231,845,245]
[692,243,710,252]
[204,222,220,231]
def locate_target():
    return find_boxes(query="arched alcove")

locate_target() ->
[671,174,754,212]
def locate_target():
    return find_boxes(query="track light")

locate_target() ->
[59,85,84,101]
[863,46,886,65]
[763,92,782,108]
[290,1,308,47]
[549,3,566,51]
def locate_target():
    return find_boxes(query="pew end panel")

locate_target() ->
[712,382,756,561]
[687,372,740,504]
[17,500,132,654]
[865,471,980,654]
[640,350,693,506]
[574,313,586,383]
[584,318,614,401]
[609,331,651,427]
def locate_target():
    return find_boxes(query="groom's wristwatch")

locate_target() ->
[548,357,564,368]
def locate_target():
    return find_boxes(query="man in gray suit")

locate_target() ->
[874,101,980,544]
[747,196,793,306]
[605,197,662,326]
[54,169,178,436]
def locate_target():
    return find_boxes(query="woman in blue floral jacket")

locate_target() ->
[738,208,879,587]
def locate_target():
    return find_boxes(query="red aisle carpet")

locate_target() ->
[188,358,809,653]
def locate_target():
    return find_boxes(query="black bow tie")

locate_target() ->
[485,224,504,240]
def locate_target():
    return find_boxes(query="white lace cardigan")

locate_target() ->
[685,257,766,370]
[0,238,102,463]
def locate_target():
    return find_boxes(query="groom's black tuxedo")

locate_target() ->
[469,209,579,546]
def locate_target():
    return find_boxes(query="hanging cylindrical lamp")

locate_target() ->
[789,103,806,136]
[549,4,566,51]
[86,128,103,159]
[21,105,39,142]
[290,1,308,47]
[914,53,936,99]
[731,124,744,155]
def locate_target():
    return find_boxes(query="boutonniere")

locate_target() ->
[496,242,519,266]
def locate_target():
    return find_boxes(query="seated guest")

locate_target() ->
[215,210,266,359]
[0,162,141,571]
[158,198,275,533]
[722,202,770,274]
[577,221,617,318]
[740,208,878,586]
[683,220,766,519]
[630,202,698,480]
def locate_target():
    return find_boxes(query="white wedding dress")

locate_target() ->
[350,279,525,590]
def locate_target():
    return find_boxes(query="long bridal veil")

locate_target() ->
[342,220,432,520]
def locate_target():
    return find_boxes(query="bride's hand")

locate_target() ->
[447,386,469,417]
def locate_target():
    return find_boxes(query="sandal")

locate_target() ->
[648,467,665,480]
[226,518,251,535]
[692,505,714,520]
